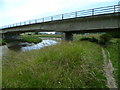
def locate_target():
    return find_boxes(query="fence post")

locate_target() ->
[35,19,37,23]
[24,22,26,25]
[114,5,116,13]
[62,14,64,19]
[92,9,94,15]
[29,20,31,24]
[51,16,53,21]
[75,12,77,17]
[42,18,44,22]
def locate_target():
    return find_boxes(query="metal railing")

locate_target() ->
[1,4,120,29]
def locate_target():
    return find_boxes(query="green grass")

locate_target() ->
[0,39,6,45]
[73,34,101,41]
[106,38,120,87]
[36,34,61,38]
[2,41,107,88]
[20,35,42,43]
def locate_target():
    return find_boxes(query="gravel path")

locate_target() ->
[102,48,117,88]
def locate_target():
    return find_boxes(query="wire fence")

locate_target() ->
[1,4,120,29]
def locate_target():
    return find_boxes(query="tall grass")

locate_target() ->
[106,39,120,87]
[2,41,107,88]
[0,39,6,45]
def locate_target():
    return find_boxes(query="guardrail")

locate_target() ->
[1,4,120,29]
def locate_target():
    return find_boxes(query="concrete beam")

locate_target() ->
[1,13,119,34]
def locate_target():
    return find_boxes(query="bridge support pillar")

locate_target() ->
[3,33,20,41]
[3,33,20,47]
[62,32,73,41]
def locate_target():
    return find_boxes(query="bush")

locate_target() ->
[109,32,120,38]
[99,33,112,45]
[81,37,91,41]
[0,39,6,45]
[80,37,98,43]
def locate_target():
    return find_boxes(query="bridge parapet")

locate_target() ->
[0,4,120,29]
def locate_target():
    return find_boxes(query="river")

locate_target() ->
[0,38,60,56]
[21,39,58,51]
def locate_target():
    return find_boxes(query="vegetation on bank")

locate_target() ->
[36,34,61,38]
[0,39,6,45]
[20,35,42,44]
[2,41,107,88]
[74,32,120,87]
[22,33,61,38]
[0,34,60,45]
[105,39,120,86]
[2,32,119,88]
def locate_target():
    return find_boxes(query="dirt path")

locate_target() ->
[101,48,117,88]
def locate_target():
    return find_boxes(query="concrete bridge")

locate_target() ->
[0,4,120,41]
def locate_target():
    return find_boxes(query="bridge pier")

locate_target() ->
[3,33,20,41]
[62,32,73,41]
[3,33,21,47]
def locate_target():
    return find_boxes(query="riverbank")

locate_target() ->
[20,35,42,43]
[105,39,120,87]
[2,33,119,88]
[3,41,107,88]
[74,34,120,88]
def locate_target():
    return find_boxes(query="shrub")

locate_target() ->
[99,33,112,45]
[81,37,91,41]
[80,37,98,43]
[109,32,120,38]
[0,39,6,45]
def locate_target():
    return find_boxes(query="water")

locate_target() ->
[21,39,58,51]
[0,39,59,56]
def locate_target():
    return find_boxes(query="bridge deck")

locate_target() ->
[0,4,120,30]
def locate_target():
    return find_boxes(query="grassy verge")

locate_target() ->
[105,38,120,87]
[20,35,42,44]
[3,41,107,88]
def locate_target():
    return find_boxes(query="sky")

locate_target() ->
[0,0,119,28]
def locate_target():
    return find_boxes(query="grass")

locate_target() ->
[20,34,61,43]
[2,41,107,88]
[75,34,120,87]
[73,34,101,41]
[20,35,42,43]
[0,39,6,45]
[105,38,120,87]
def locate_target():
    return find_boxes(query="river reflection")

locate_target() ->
[21,39,58,51]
